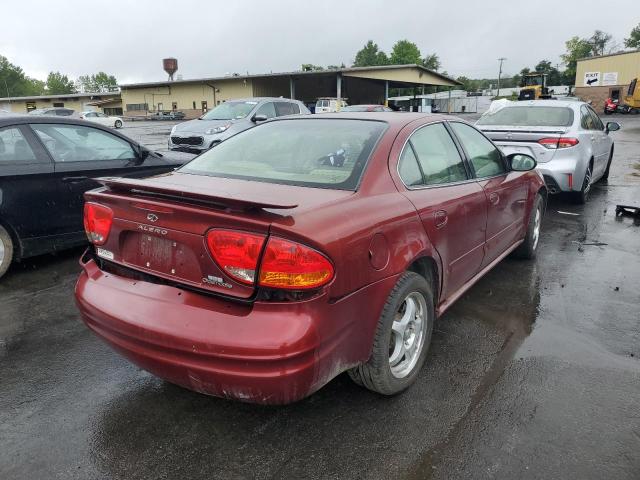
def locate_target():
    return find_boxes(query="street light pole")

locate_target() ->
[497,57,506,97]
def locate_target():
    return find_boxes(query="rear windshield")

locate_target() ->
[477,106,574,127]
[180,119,386,190]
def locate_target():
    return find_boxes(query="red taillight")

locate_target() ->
[258,237,334,290]
[206,229,266,284]
[538,137,579,149]
[83,202,113,245]
[206,230,334,290]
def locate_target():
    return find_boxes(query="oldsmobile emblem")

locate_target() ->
[147,213,159,222]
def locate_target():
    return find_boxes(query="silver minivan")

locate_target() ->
[169,97,310,153]
[476,100,620,203]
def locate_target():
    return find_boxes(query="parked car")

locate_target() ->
[476,100,620,203]
[315,97,348,113]
[341,105,393,112]
[169,98,310,153]
[148,111,186,120]
[28,107,75,116]
[76,113,546,404]
[0,115,186,278]
[80,111,123,128]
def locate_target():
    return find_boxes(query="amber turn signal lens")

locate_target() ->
[258,237,334,289]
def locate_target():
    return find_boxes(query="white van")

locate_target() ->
[315,98,348,113]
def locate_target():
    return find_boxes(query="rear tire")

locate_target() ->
[573,160,593,204]
[0,225,14,279]
[601,147,614,181]
[348,272,434,396]
[513,194,544,260]
[114,120,123,128]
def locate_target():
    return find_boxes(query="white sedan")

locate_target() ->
[80,111,123,128]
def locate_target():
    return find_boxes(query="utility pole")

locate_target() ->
[497,57,506,97]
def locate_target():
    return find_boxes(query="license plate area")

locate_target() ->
[137,234,184,275]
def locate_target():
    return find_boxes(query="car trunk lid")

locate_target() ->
[479,125,570,163]
[85,172,351,299]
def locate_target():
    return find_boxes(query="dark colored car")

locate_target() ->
[341,105,393,112]
[0,116,185,278]
[148,111,186,120]
[75,113,546,404]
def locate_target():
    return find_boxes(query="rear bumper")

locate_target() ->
[75,257,398,404]
[536,155,583,193]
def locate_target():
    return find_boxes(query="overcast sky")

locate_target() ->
[1,0,638,84]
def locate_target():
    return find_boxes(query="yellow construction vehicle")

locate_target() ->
[623,78,640,113]
[518,73,553,101]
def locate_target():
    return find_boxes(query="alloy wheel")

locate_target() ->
[583,164,592,196]
[389,291,428,378]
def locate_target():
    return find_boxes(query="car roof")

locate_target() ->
[270,111,455,127]
[0,115,141,145]
[228,97,301,103]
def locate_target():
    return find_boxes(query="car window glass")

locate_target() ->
[581,106,595,130]
[0,127,38,162]
[181,119,386,190]
[450,122,506,178]
[408,123,467,185]
[398,144,423,186]
[275,102,296,116]
[477,106,574,127]
[31,124,136,162]
[255,102,276,119]
[588,107,604,130]
[290,103,300,114]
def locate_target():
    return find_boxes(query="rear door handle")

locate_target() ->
[62,176,88,183]
[435,210,448,228]
[489,192,500,205]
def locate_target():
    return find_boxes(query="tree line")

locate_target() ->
[0,55,118,97]
[306,23,640,93]
[3,22,640,99]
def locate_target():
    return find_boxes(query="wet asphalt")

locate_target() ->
[1,115,639,479]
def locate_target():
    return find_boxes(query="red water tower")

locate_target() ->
[163,58,178,81]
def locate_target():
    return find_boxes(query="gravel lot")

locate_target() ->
[0,114,638,480]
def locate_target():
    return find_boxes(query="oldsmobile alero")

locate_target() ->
[75,112,546,404]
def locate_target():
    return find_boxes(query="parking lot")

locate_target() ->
[115,120,196,163]
[0,114,639,479]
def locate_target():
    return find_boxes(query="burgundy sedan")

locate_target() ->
[75,113,546,404]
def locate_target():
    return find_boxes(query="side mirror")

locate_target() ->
[606,121,620,133]
[135,146,150,163]
[252,114,268,123]
[507,153,537,172]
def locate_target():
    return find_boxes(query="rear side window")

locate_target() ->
[275,102,297,116]
[477,106,574,127]
[587,107,604,130]
[580,106,596,130]
[181,119,386,190]
[407,123,467,185]
[0,127,38,163]
[31,124,136,162]
[398,146,422,186]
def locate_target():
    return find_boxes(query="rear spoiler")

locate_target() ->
[95,177,299,210]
